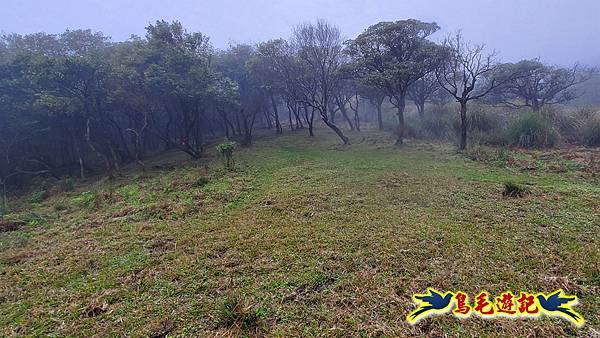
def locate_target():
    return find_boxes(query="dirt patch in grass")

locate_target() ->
[0,220,25,233]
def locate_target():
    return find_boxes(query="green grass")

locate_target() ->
[0,129,598,337]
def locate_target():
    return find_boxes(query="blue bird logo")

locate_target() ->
[537,289,584,326]
[407,288,454,324]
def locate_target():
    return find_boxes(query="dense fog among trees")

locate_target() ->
[0,19,597,203]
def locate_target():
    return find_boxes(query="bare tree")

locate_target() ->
[292,20,349,144]
[436,32,509,151]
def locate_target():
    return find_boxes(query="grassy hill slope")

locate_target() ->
[1,130,598,336]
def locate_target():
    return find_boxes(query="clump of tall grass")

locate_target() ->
[582,112,600,146]
[503,181,529,198]
[504,112,559,148]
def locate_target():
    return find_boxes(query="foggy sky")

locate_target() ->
[2,0,599,66]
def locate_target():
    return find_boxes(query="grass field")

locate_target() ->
[1,129,599,337]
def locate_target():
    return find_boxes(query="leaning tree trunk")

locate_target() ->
[263,110,273,129]
[337,99,355,131]
[459,101,468,151]
[321,106,349,145]
[323,118,349,144]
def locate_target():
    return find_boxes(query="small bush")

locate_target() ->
[551,110,583,144]
[503,181,529,198]
[408,114,453,140]
[215,295,264,332]
[464,145,493,162]
[464,146,513,167]
[583,118,600,147]
[29,190,49,204]
[53,201,68,212]
[192,176,210,188]
[504,112,559,148]
[117,185,139,201]
[23,212,45,227]
[216,140,237,170]
[58,178,75,192]
[467,109,499,133]
[72,191,101,209]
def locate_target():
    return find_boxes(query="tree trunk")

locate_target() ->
[339,103,355,131]
[532,99,541,113]
[395,95,406,145]
[270,92,283,134]
[79,156,85,179]
[263,110,273,129]
[304,105,315,137]
[1,181,7,212]
[294,103,304,129]
[417,101,425,118]
[323,118,349,144]
[376,103,383,130]
[459,101,468,151]
[287,105,294,131]
[85,119,114,177]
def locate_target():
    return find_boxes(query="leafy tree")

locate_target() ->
[292,20,349,144]
[248,41,287,134]
[216,44,266,145]
[492,59,595,111]
[143,20,214,158]
[346,19,447,144]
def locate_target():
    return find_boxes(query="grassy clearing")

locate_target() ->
[0,129,599,337]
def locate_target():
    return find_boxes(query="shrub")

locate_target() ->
[53,201,68,212]
[192,176,210,188]
[467,109,498,133]
[29,190,49,204]
[504,112,559,148]
[216,140,237,170]
[464,146,513,167]
[503,181,529,198]
[550,110,583,144]
[583,117,600,147]
[464,145,494,162]
[23,212,45,227]
[117,185,139,201]
[72,191,101,209]
[406,109,454,140]
[58,178,75,192]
